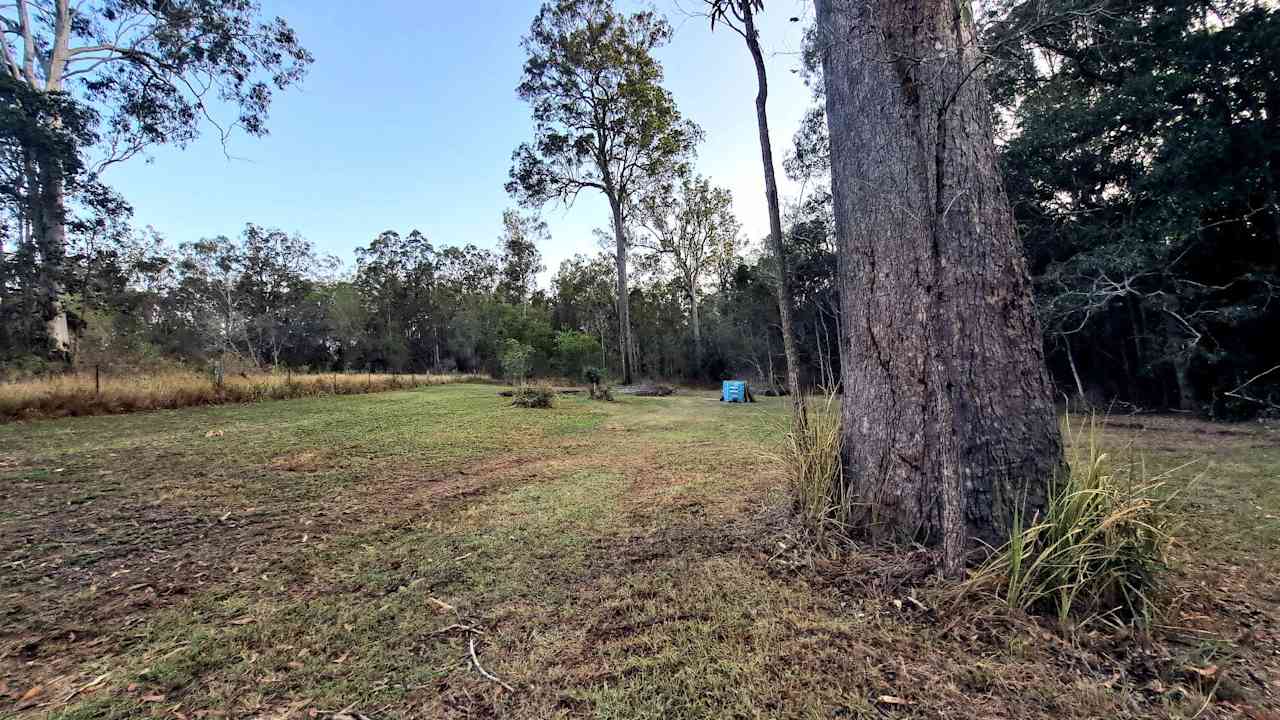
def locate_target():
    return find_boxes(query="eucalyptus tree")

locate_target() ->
[0,0,311,357]
[705,0,805,416]
[637,172,738,371]
[551,253,616,372]
[354,230,437,371]
[815,0,1063,576]
[496,209,547,307]
[435,244,499,370]
[507,0,700,385]
[236,225,325,368]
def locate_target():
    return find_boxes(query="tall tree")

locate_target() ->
[637,171,738,372]
[815,0,1063,576]
[0,74,123,357]
[354,230,437,371]
[496,209,547,306]
[551,253,616,372]
[508,0,700,385]
[236,225,324,367]
[0,0,311,358]
[706,0,805,417]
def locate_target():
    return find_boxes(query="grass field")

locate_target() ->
[1,385,1277,719]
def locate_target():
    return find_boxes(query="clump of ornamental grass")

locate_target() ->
[774,390,851,547]
[962,416,1189,628]
[511,382,556,409]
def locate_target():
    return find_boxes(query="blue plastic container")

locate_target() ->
[721,380,747,403]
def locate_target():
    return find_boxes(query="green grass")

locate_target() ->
[1,386,1277,719]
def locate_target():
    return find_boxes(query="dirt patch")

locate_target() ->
[1097,414,1279,448]
[268,450,338,473]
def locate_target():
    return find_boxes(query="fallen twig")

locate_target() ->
[432,622,482,636]
[61,672,110,703]
[468,635,515,692]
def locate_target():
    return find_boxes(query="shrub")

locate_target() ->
[583,367,613,401]
[511,382,555,409]
[961,417,1184,628]
[775,391,849,546]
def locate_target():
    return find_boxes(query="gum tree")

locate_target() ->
[636,171,738,371]
[496,209,547,307]
[815,0,1063,576]
[0,0,311,358]
[508,0,699,385]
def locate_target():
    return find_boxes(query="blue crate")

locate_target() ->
[722,380,747,403]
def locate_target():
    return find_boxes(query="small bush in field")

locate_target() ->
[584,368,612,401]
[511,383,555,408]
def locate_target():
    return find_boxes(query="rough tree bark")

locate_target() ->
[32,152,72,356]
[815,0,1064,576]
[688,284,702,369]
[740,4,805,417]
[608,194,634,385]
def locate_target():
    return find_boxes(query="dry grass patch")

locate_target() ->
[0,370,484,422]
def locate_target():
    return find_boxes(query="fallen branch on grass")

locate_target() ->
[497,388,581,397]
[468,635,516,692]
[614,384,675,397]
[432,622,482,636]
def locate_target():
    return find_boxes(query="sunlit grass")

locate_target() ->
[0,369,485,422]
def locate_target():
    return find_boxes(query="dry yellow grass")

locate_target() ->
[0,369,485,422]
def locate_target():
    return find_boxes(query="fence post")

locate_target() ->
[94,364,100,396]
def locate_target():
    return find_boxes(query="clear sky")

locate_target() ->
[102,0,817,286]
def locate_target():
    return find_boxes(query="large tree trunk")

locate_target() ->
[34,156,73,359]
[689,288,702,372]
[608,195,634,385]
[741,5,804,419]
[816,0,1063,576]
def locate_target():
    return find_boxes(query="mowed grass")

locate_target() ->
[1,385,1277,719]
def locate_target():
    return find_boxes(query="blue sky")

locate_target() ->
[103,0,817,285]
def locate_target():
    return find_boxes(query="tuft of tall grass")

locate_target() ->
[962,416,1187,628]
[0,370,485,423]
[775,390,851,546]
